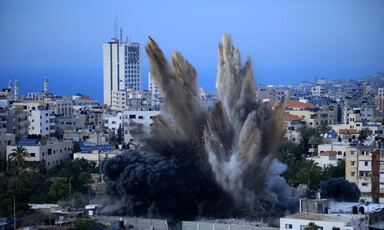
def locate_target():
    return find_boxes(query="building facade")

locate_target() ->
[103,38,141,106]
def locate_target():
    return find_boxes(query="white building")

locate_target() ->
[280,212,366,230]
[6,139,72,168]
[29,109,55,136]
[103,38,141,106]
[103,110,160,144]
[148,73,162,105]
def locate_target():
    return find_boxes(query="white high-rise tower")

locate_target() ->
[103,37,141,106]
[44,75,48,93]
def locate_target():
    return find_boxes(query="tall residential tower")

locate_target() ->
[103,38,141,106]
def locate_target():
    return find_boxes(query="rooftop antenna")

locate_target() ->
[114,10,118,39]
[126,33,129,43]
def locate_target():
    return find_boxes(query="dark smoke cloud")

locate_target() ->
[101,33,298,223]
[320,178,361,202]
[101,150,238,220]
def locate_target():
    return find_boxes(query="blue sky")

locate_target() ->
[1,0,383,103]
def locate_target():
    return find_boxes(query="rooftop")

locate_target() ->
[285,113,303,121]
[283,212,363,222]
[339,129,358,134]
[320,151,338,156]
[268,100,316,108]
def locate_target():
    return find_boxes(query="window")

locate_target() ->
[129,115,136,119]
[365,161,369,166]
[285,224,292,229]
[351,151,355,155]
[351,172,355,176]
[30,153,35,157]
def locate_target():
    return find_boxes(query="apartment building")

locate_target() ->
[269,100,330,127]
[345,143,384,202]
[6,139,72,169]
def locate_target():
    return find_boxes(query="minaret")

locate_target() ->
[8,80,14,100]
[8,80,12,90]
[44,75,48,93]
[14,79,19,100]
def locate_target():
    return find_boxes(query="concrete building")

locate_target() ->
[269,100,330,127]
[345,144,384,203]
[72,94,99,111]
[111,88,152,111]
[6,139,72,169]
[148,72,162,105]
[307,151,339,169]
[0,126,15,171]
[103,38,141,106]
[28,108,55,136]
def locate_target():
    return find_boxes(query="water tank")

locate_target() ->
[359,206,365,214]
[352,206,358,214]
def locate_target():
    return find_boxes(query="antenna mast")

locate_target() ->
[114,11,118,39]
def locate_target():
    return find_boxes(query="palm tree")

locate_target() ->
[359,127,373,141]
[304,222,320,230]
[301,160,321,190]
[9,146,30,168]
[318,121,332,134]
[5,167,27,190]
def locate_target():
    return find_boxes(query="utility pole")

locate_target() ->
[12,195,16,230]
[69,177,72,209]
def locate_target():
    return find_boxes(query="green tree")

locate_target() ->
[55,129,63,140]
[9,146,30,168]
[4,168,27,190]
[72,142,81,153]
[359,127,373,141]
[117,124,123,144]
[298,160,321,190]
[299,126,322,155]
[304,222,320,230]
[278,141,303,181]
[49,178,69,201]
[317,121,332,134]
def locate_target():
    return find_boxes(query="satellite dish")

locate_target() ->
[324,133,328,138]
[320,133,324,137]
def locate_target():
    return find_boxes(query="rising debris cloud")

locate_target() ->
[101,33,295,221]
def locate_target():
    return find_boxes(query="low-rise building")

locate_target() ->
[6,139,72,168]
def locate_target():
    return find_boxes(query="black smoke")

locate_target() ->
[100,150,239,220]
[320,178,360,202]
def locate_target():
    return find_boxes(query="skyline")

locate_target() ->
[1,0,384,104]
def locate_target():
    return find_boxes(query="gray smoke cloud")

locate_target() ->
[101,33,297,222]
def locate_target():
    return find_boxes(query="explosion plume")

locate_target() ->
[101,33,296,221]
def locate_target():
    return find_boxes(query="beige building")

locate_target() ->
[6,139,72,168]
[111,89,152,111]
[345,144,384,202]
[269,100,330,127]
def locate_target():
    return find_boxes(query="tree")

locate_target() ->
[278,141,303,181]
[298,160,321,190]
[9,146,30,168]
[55,129,63,140]
[4,168,27,190]
[304,222,320,230]
[49,178,69,201]
[359,128,373,141]
[72,142,81,153]
[318,121,332,134]
[117,124,123,144]
[299,126,321,155]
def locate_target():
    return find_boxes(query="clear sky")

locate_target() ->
[1,0,383,103]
